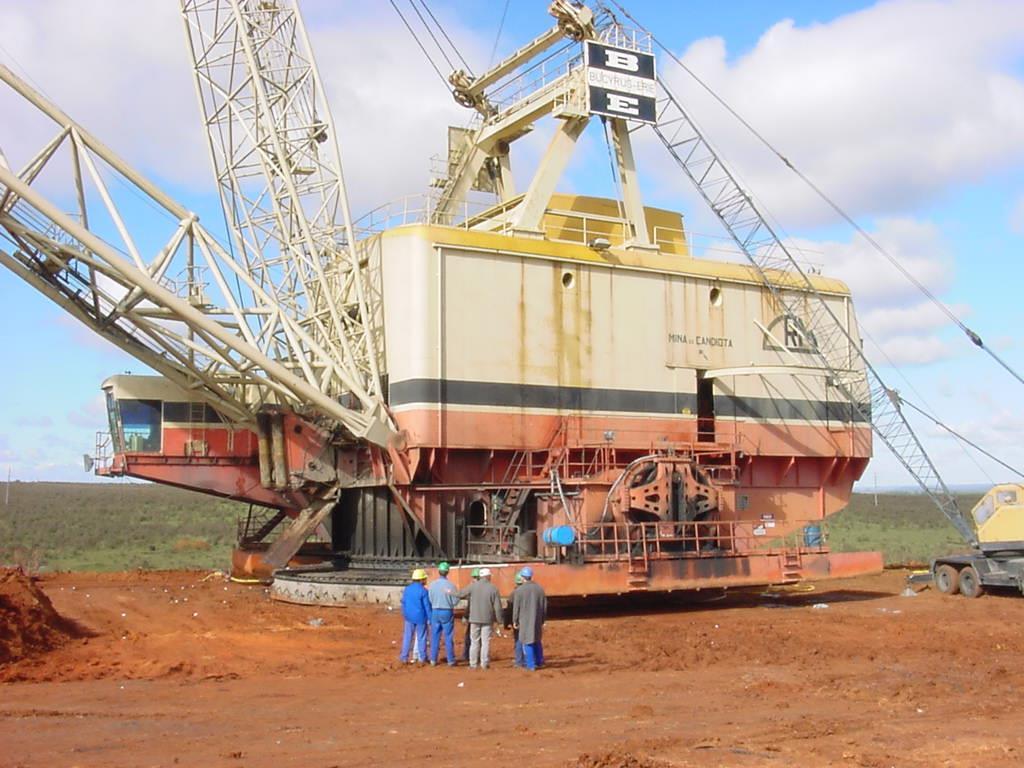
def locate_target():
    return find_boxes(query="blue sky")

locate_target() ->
[1,0,1023,491]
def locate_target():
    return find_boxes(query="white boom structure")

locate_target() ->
[0,63,391,447]
[180,0,389,434]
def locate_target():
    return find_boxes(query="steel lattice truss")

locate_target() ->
[649,77,976,546]
[180,0,387,426]
[0,64,391,446]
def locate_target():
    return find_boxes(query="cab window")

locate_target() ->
[105,390,123,452]
[118,399,162,452]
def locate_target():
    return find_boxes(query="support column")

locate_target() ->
[264,489,340,570]
[610,117,652,248]
[510,116,589,235]
[495,149,516,202]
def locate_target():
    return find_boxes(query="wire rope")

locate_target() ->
[407,0,457,73]
[389,0,451,91]
[417,0,473,74]
[896,396,1024,479]
[489,0,512,69]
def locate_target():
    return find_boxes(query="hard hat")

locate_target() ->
[411,568,427,581]
[520,566,534,579]
[514,573,524,585]
[471,568,480,579]
[479,567,492,578]
[438,561,451,573]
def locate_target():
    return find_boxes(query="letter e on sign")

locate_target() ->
[606,93,639,116]
[604,49,639,73]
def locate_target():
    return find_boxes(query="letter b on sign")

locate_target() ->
[604,49,639,72]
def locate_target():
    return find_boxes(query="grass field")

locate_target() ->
[827,491,979,566]
[0,481,245,572]
[0,481,982,572]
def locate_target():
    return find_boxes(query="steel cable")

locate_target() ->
[389,0,452,91]
[897,396,1024,479]
[417,0,473,74]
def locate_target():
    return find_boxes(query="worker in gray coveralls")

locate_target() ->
[512,565,546,670]
[460,566,480,662]
[456,567,503,669]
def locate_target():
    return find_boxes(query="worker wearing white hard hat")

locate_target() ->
[456,567,503,669]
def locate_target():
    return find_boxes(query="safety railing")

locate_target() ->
[568,518,829,562]
[353,194,693,256]
[92,431,114,474]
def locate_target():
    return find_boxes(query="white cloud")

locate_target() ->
[648,0,1024,226]
[786,218,954,308]
[0,0,206,190]
[313,8,484,215]
[859,301,969,339]
[870,333,954,366]
[776,218,966,367]
[0,0,485,217]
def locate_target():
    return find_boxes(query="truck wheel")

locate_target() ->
[934,564,960,595]
[958,565,985,599]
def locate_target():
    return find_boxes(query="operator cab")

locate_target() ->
[972,483,1024,552]
[101,375,223,455]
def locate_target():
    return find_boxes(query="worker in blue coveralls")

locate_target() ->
[512,566,546,670]
[428,561,459,666]
[504,571,526,668]
[399,568,431,664]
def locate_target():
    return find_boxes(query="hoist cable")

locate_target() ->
[389,0,451,91]
[601,0,1024,390]
[407,0,457,74]
[417,0,473,74]
[897,396,1024,479]
[489,0,512,69]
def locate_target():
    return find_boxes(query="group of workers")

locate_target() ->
[399,562,547,670]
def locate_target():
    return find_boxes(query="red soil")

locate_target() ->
[2,569,1024,767]
[0,569,79,665]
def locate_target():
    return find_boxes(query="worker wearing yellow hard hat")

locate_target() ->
[398,567,431,664]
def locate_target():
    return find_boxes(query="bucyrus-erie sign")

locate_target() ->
[584,41,657,124]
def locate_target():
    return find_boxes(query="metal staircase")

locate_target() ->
[626,525,651,589]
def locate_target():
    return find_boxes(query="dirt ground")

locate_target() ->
[2,568,1023,768]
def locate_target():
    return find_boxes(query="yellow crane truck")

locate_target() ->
[932,484,1024,598]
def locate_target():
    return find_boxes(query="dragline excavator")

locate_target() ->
[0,0,991,598]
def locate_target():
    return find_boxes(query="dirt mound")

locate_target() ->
[0,569,79,664]
[570,750,671,768]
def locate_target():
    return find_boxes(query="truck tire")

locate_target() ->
[958,565,985,598]
[934,564,960,595]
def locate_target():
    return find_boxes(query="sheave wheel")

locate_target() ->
[958,565,985,599]
[934,564,960,595]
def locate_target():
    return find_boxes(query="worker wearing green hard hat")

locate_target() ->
[427,561,458,666]
[460,567,482,663]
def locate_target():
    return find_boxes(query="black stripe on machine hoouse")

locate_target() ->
[388,379,871,424]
